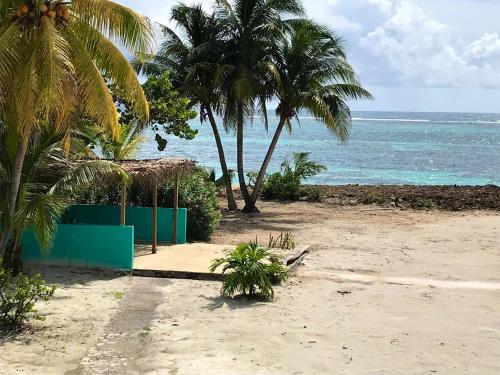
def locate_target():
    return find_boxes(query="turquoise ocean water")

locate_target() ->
[136,111,500,186]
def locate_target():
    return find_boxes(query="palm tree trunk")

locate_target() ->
[2,230,22,274]
[249,116,286,206]
[236,103,253,211]
[206,106,238,211]
[0,141,27,258]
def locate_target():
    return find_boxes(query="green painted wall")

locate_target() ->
[22,224,134,270]
[66,205,187,244]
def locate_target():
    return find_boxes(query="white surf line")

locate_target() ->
[299,271,500,290]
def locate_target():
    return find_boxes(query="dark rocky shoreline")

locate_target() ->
[308,184,500,211]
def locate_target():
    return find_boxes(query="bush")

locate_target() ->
[262,152,325,201]
[262,172,301,201]
[74,168,221,242]
[0,267,55,330]
[209,241,288,300]
[300,186,322,202]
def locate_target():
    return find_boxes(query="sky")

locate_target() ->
[118,0,500,113]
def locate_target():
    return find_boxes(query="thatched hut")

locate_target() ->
[114,158,196,253]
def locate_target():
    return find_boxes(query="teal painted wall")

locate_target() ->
[66,205,187,244]
[22,224,134,270]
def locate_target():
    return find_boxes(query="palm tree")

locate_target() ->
[135,3,238,211]
[99,121,145,161]
[214,0,304,212]
[247,20,373,211]
[0,126,124,271]
[0,0,153,255]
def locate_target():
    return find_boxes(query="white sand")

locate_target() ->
[1,203,499,374]
[0,269,134,374]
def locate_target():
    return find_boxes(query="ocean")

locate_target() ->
[136,111,500,186]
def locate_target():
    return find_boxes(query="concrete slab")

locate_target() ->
[132,243,232,280]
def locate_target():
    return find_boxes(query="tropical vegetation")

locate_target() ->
[210,241,288,300]
[110,72,198,154]
[0,266,55,330]
[0,0,154,259]
[136,0,372,212]
[0,124,125,272]
[261,152,326,202]
[134,4,238,211]
[268,232,295,250]
[0,0,370,273]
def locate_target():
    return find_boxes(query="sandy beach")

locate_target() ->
[1,201,499,374]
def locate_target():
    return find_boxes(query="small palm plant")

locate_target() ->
[262,152,326,201]
[209,241,288,300]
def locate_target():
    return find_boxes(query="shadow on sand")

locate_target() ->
[201,294,270,311]
[22,264,129,287]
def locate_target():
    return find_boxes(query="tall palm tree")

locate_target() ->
[0,126,125,271]
[0,0,153,255]
[135,3,238,211]
[214,0,304,212]
[248,20,373,210]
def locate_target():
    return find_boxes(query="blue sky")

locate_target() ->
[118,0,500,113]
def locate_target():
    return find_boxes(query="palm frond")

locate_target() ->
[35,17,76,120]
[70,0,154,53]
[72,19,149,122]
[61,26,120,137]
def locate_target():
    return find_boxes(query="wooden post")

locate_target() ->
[120,181,127,225]
[152,182,158,254]
[172,173,179,244]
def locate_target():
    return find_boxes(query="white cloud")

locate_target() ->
[466,33,500,61]
[366,0,393,16]
[359,0,500,88]
[118,0,500,100]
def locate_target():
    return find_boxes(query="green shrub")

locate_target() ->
[262,172,301,201]
[300,186,322,202]
[416,198,436,210]
[0,267,55,330]
[262,152,325,201]
[210,241,288,300]
[364,194,386,205]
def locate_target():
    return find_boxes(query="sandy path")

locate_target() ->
[67,278,171,375]
[0,269,135,374]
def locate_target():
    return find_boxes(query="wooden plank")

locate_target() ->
[172,173,179,244]
[120,181,127,225]
[152,182,158,254]
[286,245,311,272]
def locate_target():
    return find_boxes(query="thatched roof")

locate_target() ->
[116,158,196,185]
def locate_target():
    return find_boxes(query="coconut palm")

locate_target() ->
[135,3,239,211]
[0,126,125,271]
[99,121,145,161]
[247,20,373,210]
[214,0,304,212]
[0,0,153,254]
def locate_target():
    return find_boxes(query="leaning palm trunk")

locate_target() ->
[2,230,22,273]
[0,141,28,257]
[249,116,286,207]
[206,107,238,211]
[236,104,253,211]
